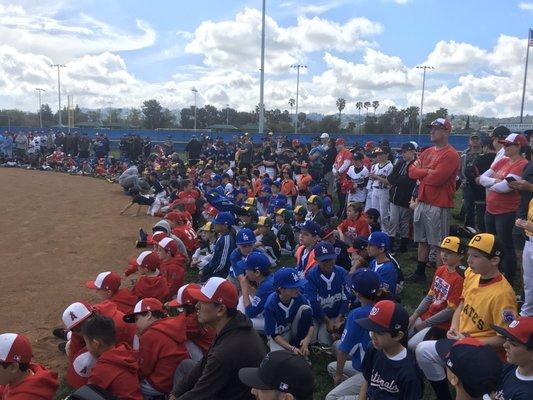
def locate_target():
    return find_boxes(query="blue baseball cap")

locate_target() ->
[214,212,235,227]
[272,180,281,188]
[300,221,322,236]
[244,252,271,273]
[238,187,248,195]
[314,241,337,262]
[236,228,256,245]
[262,178,273,187]
[367,232,390,250]
[212,174,222,182]
[349,269,381,297]
[310,185,324,195]
[273,267,307,289]
[261,186,272,194]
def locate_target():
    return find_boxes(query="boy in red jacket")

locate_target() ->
[156,237,186,298]
[124,298,189,397]
[166,212,199,254]
[168,283,216,360]
[131,251,169,302]
[82,315,142,400]
[0,333,59,400]
[86,271,137,314]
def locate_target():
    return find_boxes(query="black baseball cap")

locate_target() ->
[437,338,502,398]
[348,236,369,253]
[239,351,314,399]
[491,126,510,139]
[400,142,416,151]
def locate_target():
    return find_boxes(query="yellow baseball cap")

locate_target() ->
[244,197,257,207]
[257,216,273,227]
[199,222,214,232]
[307,195,323,206]
[438,236,465,255]
[275,208,287,216]
[468,233,502,257]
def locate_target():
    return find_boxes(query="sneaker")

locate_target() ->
[58,342,67,354]
[52,328,68,341]
[405,273,426,283]
[139,229,148,242]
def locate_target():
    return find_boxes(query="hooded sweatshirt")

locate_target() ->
[88,344,142,400]
[172,225,199,253]
[153,220,188,256]
[172,311,266,400]
[132,274,169,303]
[0,363,59,400]
[139,317,190,393]
[159,255,186,299]
[108,288,138,314]
[180,312,216,355]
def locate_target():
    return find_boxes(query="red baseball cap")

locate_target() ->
[168,283,201,307]
[165,212,180,222]
[498,133,528,147]
[427,118,452,131]
[335,138,345,146]
[356,300,409,333]
[136,251,160,271]
[492,316,533,349]
[86,271,121,292]
[63,302,94,331]
[123,298,164,323]
[0,333,32,363]
[157,237,178,256]
[364,141,374,150]
[188,277,238,308]
[151,231,167,244]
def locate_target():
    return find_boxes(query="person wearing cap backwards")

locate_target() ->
[408,118,460,283]
[326,269,383,400]
[492,316,533,399]
[387,143,417,253]
[307,195,329,226]
[295,221,322,277]
[239,350,315,400]
[0,333,59,399]
[80,315,143,400]
[238,251,276,333]
[264,268,314,356]
[122,298,189,398]
[274,209,297,255]
[407,236,466,351]
[304,241,349,346]
[200,212,236,282]
[130,251,169,303]
[440,338,503,400]
[170,277,266,400]
[331,138,351,205]
[357,300,424,400]
[86,271,137,315]
[416,233,517,400]
[156,237,186,299]
[478,133,528,283]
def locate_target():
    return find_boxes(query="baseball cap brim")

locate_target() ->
[85,281,99,290]
[280,278,308,289]
[490,324,525,346]
[187,287,214,303]
[435,339,457,361]
[123,312,141,324]
[316,254,337,262]
[238,368,273,390]
[356,317,389,333]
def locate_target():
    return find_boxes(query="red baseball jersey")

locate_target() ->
[0,363,59,399]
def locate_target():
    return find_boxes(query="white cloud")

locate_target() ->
[518,2,533,11]
[0,4,156,63]
[424,40,487,73]
[185,7,383,73]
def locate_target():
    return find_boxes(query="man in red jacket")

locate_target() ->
[0,333,59,399]
[408,118,460,282]
[156,238,186,299]
[86,271,137,314]
[124,298,189,397]
[82,315,142,400]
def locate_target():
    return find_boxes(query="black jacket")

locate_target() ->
[173,312,266,400]
[388,159,416,208]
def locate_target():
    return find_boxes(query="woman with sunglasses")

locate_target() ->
[478,133,529,284]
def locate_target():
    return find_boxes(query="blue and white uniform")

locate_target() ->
[304,265,349,321]
[370,258,398,295]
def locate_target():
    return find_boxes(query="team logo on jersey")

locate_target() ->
[509,320,519,328]
[502,310,516,325]
[370,306,379,316]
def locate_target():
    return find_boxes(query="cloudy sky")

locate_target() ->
[0,0,532,117]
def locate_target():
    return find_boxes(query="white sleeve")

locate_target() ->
[479,169,496,188]
[347,166,356,179]
[338,159,351,174]
[489,180,512,193]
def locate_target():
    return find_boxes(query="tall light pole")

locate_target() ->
[226,104,230,126]
[520,28,532,124]
[291,64,307,134]
[35,88,46,129]
[50,64,65,127]
[191,88,198,131]
[258,0,266,135]
[416,65,434,134]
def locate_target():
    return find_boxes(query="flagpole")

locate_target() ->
[520,28,531,124]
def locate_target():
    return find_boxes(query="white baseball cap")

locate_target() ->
[63,302,93,330]
[320,133,330,139]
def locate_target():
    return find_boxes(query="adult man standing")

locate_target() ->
[459,133,482,229]
[171,277,266,400]
[321,133,337,197]
[408,118,460,282]
[332,138,353,218]
[185,135,202,164]
[237,134,254,175]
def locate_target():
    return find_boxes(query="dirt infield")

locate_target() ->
[0,168,155,374]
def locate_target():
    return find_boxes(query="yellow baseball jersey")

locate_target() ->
[459,268,517,338]
[526,198,533,237]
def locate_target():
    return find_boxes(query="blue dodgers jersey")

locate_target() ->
[304,265,349,320]
[229,248,246,278]
[264,292,311,336]
[245,274,276,319]
[338,303,373,372]
[362,347,424,400]
[370,259,398,295]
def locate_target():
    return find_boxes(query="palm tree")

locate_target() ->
[355,101,363,125]
[363,101,371,116]
[336,98,346,123]
[372,100,379,115]
[288,98,296,128]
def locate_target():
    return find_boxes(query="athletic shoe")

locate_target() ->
[52,328,68,341]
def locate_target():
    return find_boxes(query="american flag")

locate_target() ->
[530,29,533,47]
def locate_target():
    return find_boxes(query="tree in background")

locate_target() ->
[372,100,380,115]
[363,101,371,116]
[336,98,346,122]
[126,108,142,127]
[142,99,175,129]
